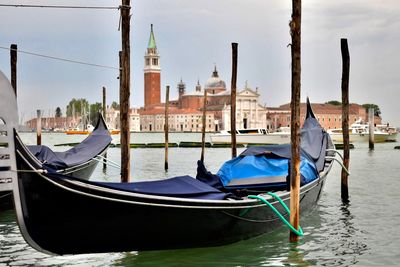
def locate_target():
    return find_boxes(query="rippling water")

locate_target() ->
[1,133,399,266]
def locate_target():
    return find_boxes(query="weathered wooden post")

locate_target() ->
[200,90,208,163]
[119,0,131,182]
[289,0,302,243]
[36,110,42,145]
[341,38,350,202]
[164,86,170,171]
[102,86,107,170]
[368,108,375,150]
[10,44,17,96]
[230,43,238,158]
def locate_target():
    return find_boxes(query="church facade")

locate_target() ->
[138,25,269,132]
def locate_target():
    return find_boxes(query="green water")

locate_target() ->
[1,133,399,266]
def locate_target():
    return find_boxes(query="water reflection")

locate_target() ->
[299,201,369,267]
[112,228,320,267]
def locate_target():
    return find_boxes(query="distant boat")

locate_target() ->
[327,119,397,143]
[65,124,120,135]
[65,124,94,135]
[210,127,290,145]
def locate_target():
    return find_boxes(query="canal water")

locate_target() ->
[1,133,400,266]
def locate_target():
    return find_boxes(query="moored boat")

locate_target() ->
[1,70,342,254]
[66,124,120,135]
[210,127,290,145]
[327,119,397,143]
[0,71,112,210]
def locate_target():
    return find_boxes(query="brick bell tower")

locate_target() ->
[144,24,161,109]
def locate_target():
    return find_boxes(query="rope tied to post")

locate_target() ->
[248,192,304,236]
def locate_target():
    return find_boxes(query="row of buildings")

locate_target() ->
[26,25,380,132]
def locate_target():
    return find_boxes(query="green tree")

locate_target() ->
[89,102,103,124]
[325,100,341,106]
[55,107,62,117]
[362,103,381,117]
[66,98,89,117]
[111,101,120,110]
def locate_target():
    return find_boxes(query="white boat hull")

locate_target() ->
[329,132,397,143]
[210,133,290,144]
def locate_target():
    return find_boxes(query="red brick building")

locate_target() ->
[267,103,381,130]
[26,116,79,131]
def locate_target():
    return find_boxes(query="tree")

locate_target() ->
[55,107,62,117]
[362,103,381,117]
[111,101,120,110]
[66,98,89,117]
[89,102,103,124]
[325,100,341,106]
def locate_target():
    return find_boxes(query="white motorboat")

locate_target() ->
[327,120,397,143]
[210,127,290,145]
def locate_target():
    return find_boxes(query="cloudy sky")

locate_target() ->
[0,0,399,125]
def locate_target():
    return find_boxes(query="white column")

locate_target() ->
[249,100,253,128]
[255,100,258,128]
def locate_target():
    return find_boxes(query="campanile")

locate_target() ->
[144,24,161,109]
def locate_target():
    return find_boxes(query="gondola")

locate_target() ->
[26,113,112,179]
[1,70,339,255]
[0,71,112,210]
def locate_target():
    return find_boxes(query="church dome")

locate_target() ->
[204,66,226,90]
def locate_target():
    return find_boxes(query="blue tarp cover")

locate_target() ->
[48,173,230,200]
[28,116,112,170]
[217,154,318,188]
[99,175,229,200]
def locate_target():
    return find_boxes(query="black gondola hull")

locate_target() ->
[16,142,330,254]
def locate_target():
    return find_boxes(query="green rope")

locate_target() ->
[248,192,304,236]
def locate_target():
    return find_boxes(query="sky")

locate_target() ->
[0,0,399,126]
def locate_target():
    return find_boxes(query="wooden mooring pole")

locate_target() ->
[289,0,302,243]
[200,90,208,163]
[102,86,107,170]
[119,0,131,182]
[368,108,375,150]
[164,86,170,171]
[36,110,42,145]
[340,38,350,202]
[10,44,17,96]
[230,43,238,159]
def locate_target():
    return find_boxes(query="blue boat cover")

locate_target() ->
[28,115,112,170]
[48,173,231,200]
[98,175,230,200]
[217,153,318,188]
[197,98,330,189]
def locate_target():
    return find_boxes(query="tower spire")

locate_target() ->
[148,24,157,50]
[196,79,202,92]
[212,65,219,78]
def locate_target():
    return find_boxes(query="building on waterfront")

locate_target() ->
[25,107,141,132]
[138,25,230,132]
[28,25,385,134]
[25,116,78,131]
[139,109,215,132]
[221,82,269,130]
[105,107,140,132]
[266,102,382,131]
